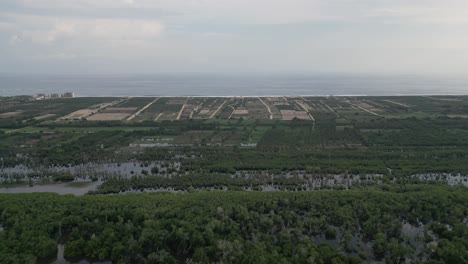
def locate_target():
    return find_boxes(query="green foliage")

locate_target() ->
[0,185,467,263]
[2,96,468,263]
[52,172,75,182]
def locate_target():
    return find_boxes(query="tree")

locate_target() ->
[147,250,176,264]
[373,233,387,260]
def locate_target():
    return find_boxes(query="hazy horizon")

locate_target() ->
[2,73,468,97]
[1,1,468,76]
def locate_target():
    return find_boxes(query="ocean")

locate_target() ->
[1,73,468,97]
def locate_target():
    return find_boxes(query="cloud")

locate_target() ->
[9,34,23,46]
[33,52,78,60]
[368,4,468,25]
[92,19,164,39]
[6,14,164,47]
[0,22,15,30]
[17,21,75,45]
[1,0,468,75]
[13,0,138,9]
[3,0,468,27]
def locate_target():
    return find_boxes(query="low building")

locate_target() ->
[63,92,74,98]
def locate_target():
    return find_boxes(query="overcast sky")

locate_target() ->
[1,0,468,76]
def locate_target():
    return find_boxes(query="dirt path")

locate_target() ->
[320,100,340,117]
[320,100,334,112]
[176,97,190,120]
[295,100,315,121]
[318,103,327,111]
[209,99,228,119]
[154,112,163,121]
[7,98,128,134]
[350,103,382,117]
[228,105,236,119]
[190,102,204,120]
[382,100,410,108]
[258,97,273,120]
[69,98,127,120]
[295,100,316,130]
[127,97,160,121]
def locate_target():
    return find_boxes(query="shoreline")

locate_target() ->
[4,94,468,98]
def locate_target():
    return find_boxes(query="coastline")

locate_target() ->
[40,93,468,97]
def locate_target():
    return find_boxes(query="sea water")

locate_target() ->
[1,73,468,97]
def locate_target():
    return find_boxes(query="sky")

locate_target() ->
[1,0,468,76]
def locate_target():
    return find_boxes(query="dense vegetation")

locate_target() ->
[1,96,468,263]
[1,185,467,263]
[3,117,468,174]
